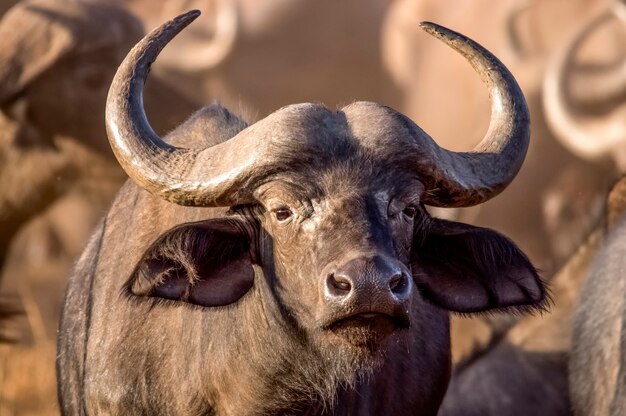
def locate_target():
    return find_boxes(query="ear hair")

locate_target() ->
[128,219,255,308]
[412,217,550,314]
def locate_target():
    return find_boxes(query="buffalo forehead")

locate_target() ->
[258,102,429,170]
[341,101,432,151]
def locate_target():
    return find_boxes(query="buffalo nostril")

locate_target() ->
[326,273,352,296]
[389,273,407,294]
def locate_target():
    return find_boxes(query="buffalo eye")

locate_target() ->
[402,206,418,219]
[274,207,293,222]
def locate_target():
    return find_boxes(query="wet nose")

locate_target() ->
[324,255,412,304]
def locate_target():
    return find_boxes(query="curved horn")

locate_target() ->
[557,2,626,109]
[157,0,237,72]
[543,3,626,159]
[106,10,265,207]
[417,22,531,207]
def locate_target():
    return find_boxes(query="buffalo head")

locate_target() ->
[107,9,545,358]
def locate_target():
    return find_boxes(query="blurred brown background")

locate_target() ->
[0,0,625,414]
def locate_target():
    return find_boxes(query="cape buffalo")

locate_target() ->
[57,11,547,415]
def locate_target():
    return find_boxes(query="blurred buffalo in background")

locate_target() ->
[541,2,626,414]
[0,0,198,412]
[544,0,626,168]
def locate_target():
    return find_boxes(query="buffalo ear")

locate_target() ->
[130,219,254,307]
[411,218,547,313]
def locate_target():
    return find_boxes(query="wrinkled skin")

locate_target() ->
[570,222,626,416]
[58,103,546,415]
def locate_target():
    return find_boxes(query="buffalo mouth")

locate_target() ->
[322,312,410,349]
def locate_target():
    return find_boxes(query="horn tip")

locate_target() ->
[419,21,444,36]
[154,9,201,44]
[419,21,465,45]
[180,9,201,22]
[419,21,437,29]
[168,10,201,29]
